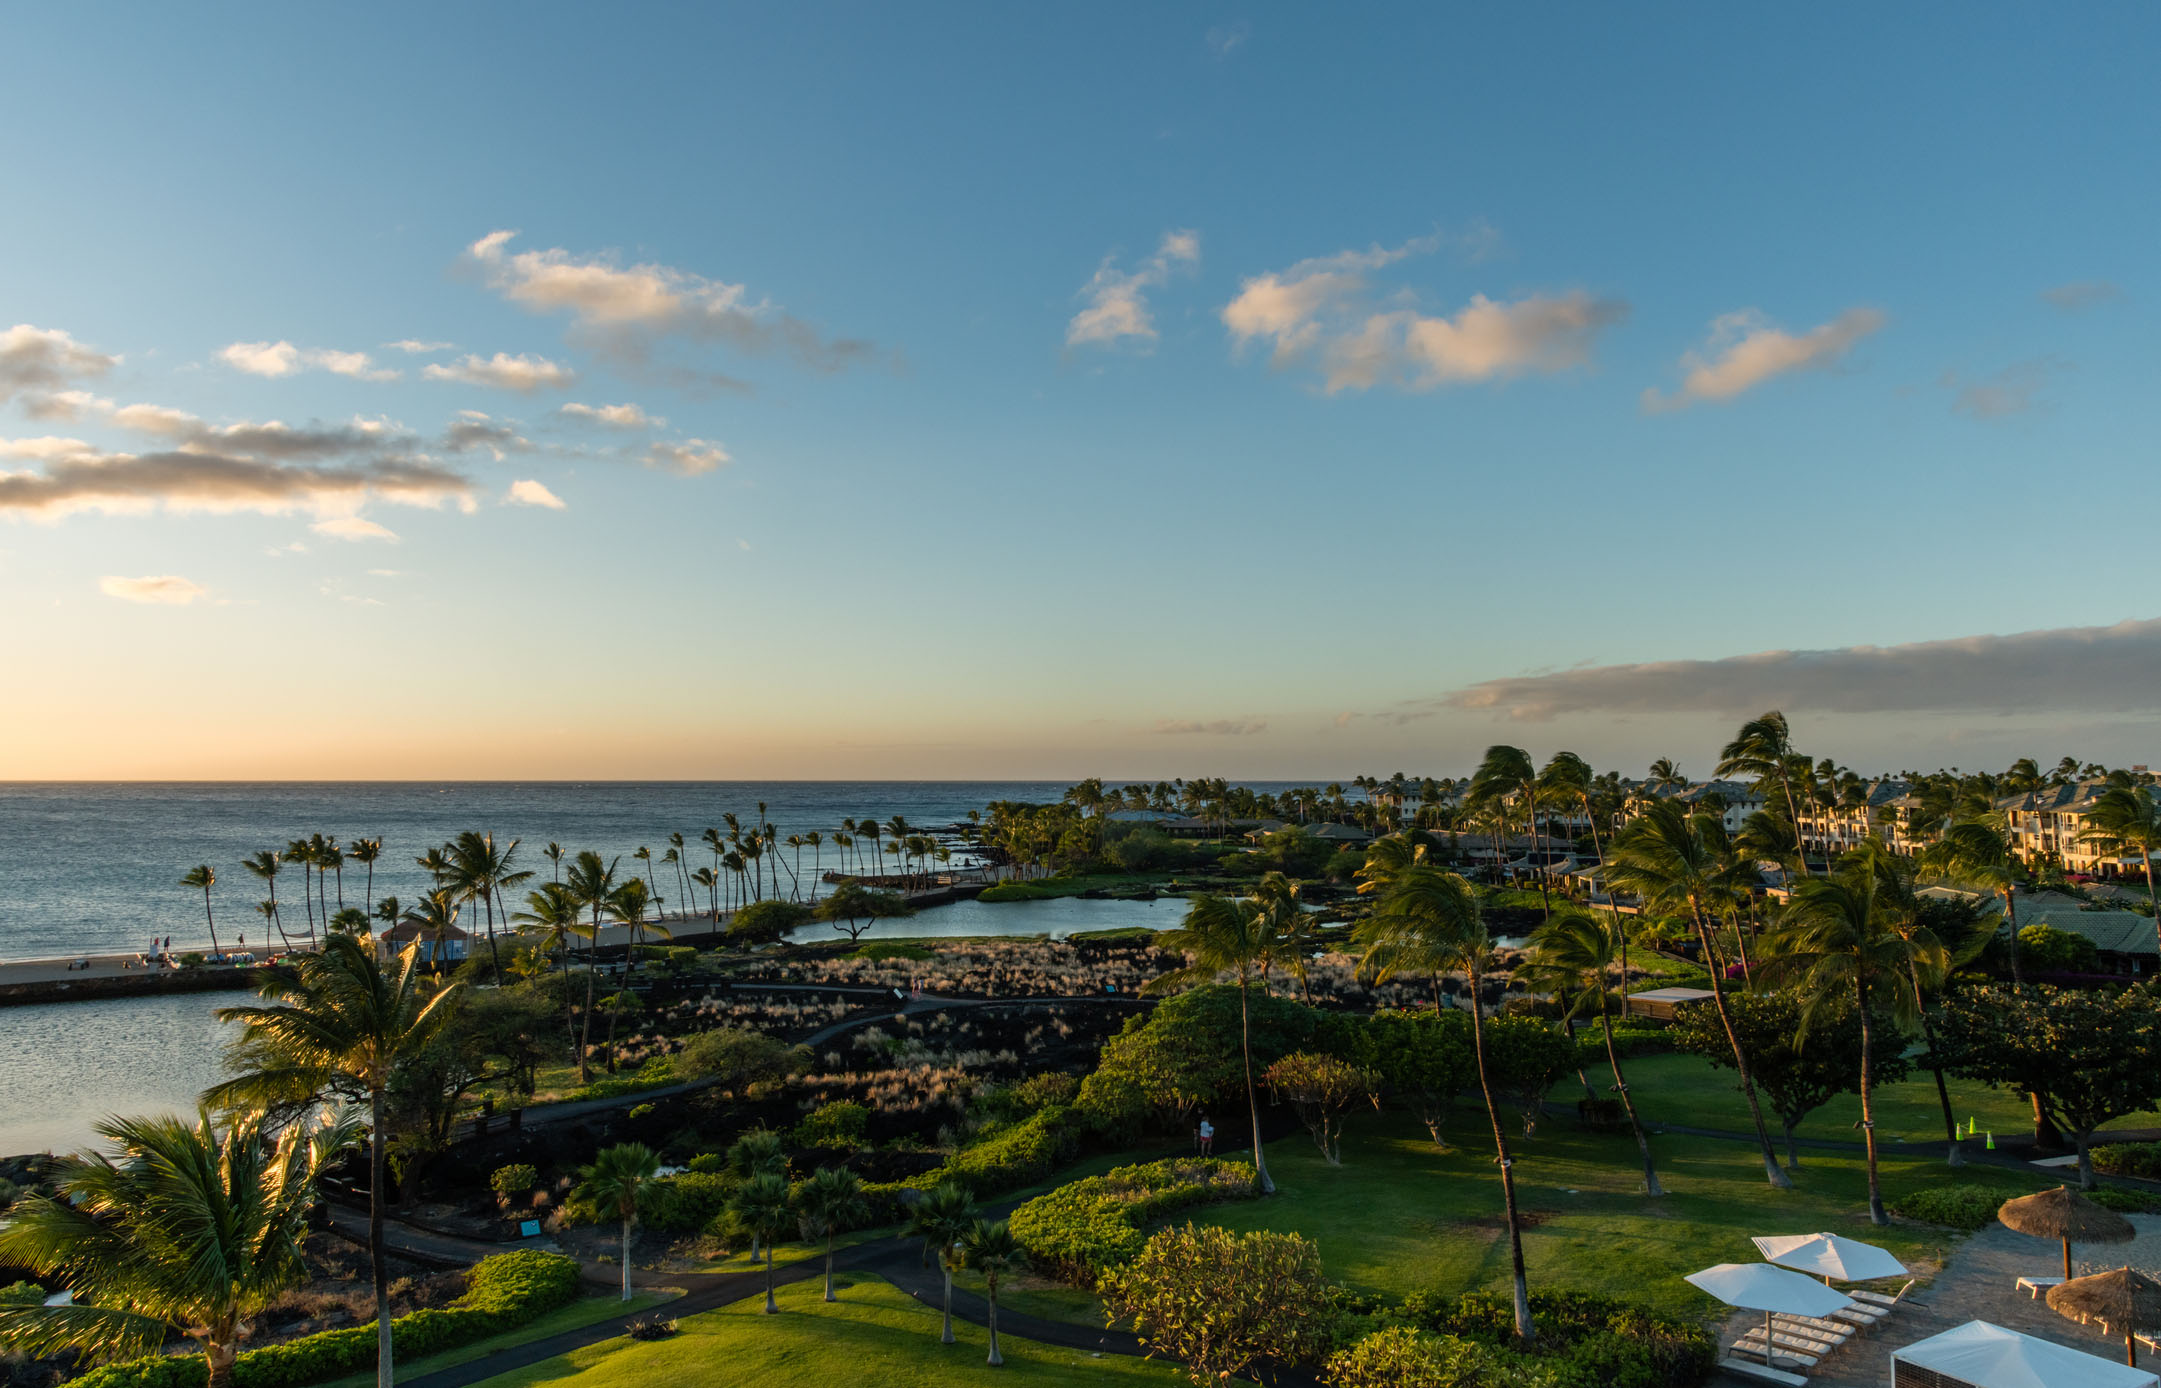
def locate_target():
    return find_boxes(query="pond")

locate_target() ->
[0,990,239,1157]
[784,893,1191,943]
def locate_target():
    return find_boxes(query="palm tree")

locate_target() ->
[512,882,587,1048]
[1521,911,1664,1196]
[544,841,566,885]
[181,864,222,957]
[1647,758,1686,796]
[286,838,319,944]
[205,935,461,1388]
[795,1167,870,1302]
[726,1129,788,1260]
[601,879,668,1069]
[349,838,383,915]
[1470,745,1540,900]
[728,1173,794,1313]
[962,1219,1025,1366]
[1716,712,1810,876]
[1251,872,1315,1002]
[1158,894,1283,1194]
[578,1143,660,1301]
[1355,865,1535,1343]
[406,888,462,973]
[1764,860,1947,1224]
[2078,787,2161,954]
[243,851,291,949]
[564,852,619,1083]
[0,1108,357,1388]
[1608,800,1792,1189]
[1923,821,2027,986]
[906,1183,976,1344]
[320,838,346,913]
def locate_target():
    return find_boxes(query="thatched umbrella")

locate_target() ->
[2047,1267,2161,1367]
[1999,1185,2136,1278]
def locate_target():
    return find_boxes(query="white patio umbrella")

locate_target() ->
[1687,1262,1857,1365]
[1752,1231,1908,1284]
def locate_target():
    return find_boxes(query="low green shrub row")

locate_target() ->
[2093,1141,2161,1179]
[1398,1288,1715,1388]
[903,1103,1088,1195]
[71,1251,581,1388]
[1009,1158,1259,1284]
[1326,1325,1556,1388]
[2084,1186,2161,1213]
[1890,1184,2007,1231]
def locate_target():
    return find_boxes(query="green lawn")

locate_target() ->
[1194,1110,2049,1319]
[316,1292,671,1388]
[1573,1052,2161,1145]
[472,1275,1180,1388]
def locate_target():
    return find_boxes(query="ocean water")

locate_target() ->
[0,782,1080,962]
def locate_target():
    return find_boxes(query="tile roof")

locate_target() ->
[2022,907,2159,956]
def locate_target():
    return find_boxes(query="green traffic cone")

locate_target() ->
[1986,1131,1995,1150]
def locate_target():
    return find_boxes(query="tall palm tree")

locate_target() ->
[1356,865,1534,1343]
[1469,746,1540,897]
[794,1166,870,1302]
[349,838,383,915]
[962,1220,1025,1366]
[243,851,291,949]
[1851,843,1977,1163]
[0,1108,358,1388]
[1716,712,1810,877]
[1158,894,1283,1194]
[906,1183,976,1344]
[406,888,462,973]
[601,879,668,1069]
[1646,758,1686,796]
[1922,820,2027,986]
[1250,871,1315,1002]
[578,1143,660,1301]
[2078,787,2161,954]
[1521,911,1664,1196]
[286,838,319,945]
[729,1173,794,1314]
[205,935,461,1388]
[544,842,566,885]
[320,838,346,913]
[689,865,720,921]
[726,1128,788,1260]
[511,882,586,1048]
[181,865,222,957]
[1764,861,1947,1225]
[564,851,619,1083]
[1608,800,1792,1188]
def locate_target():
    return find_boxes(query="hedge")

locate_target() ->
[1010,1158,1259,1285]
[71,1251,582,1388]
[903,1103,1088,1196]
[1325,1325,1554,1388]
[2093,1141,2161,1180]
[1401,1288,1714,1388]
[1889,1185,2007,1231]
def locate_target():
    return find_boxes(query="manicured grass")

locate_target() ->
[1568,1052,2161,1145]
[950,1266,1106,1325]
[472,1275,1180,1388]
[977,874,1165,902]
[1193,1110,2050,1318]
[316,1292,671,1388]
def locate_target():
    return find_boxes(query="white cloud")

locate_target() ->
[1943,358,2063,420]
[311,515,399,542]
[219,341,399,382]
[1222,238,1622,392]
[1641,307,1884,412]
[385,339,455,354]
[100,574,205,605]
[442,411,532,458]
[1,325,119,405]
[558,401,659,430]
[1,435,98,461]
[1066,230,1202,349]
[505,478,565,509]
[423,352,576,393]
[20,389,114,421]
[1153,717,1268,736]
[1205,21,1250,56]
[640,438,729,475]
[0,440,470,519]
[464,230,874,377]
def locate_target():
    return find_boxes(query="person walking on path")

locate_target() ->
[1198,1116,1214,1156]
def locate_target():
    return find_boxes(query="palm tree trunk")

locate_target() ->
[202,886,222,957]
[578,919,599,1083]
[1239,969,1275,1194]
[1907,957,1961,1165]
[620,1214,633,1300]
[206,1338,238,1388]
[1856,978,1886,1224]
[2143,851,2159,961]
[1691,906,1792,1187]
[370,1084,393,1388]
[824,1233,836,1302]
[1468,960,1535,1345]
[2003,888,2025,987]
[764,1245,777,1314]
[986,1283,1003,1366]
[940,1263,956,1343]
[1598,1000,1663,1195]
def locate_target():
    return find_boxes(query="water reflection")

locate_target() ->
[0,991,237,1156]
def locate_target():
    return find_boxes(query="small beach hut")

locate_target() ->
[2047,1269,2161,1367]
[1999,1185,2136,1279]
[1891,1318,2157,1388]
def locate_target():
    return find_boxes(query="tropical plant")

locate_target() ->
[242,851,290,949]
[1520,911,1664,1196]
[905,1182,976,1344]
[1922,820,2028,986]
[727,1173,794,1314]
[814,881,912,942]
[961,1220,1025,1367]
[1262,1052,1375,1165]
[725,1128,788,1260]
[1468,746,1541,906]
[2078,787,2161,954]
[180,865,222,957]
[511,882,587,1051]
[205,934,461,1388]
[349,838,383,917]
[1155,894,1285,1194]
[793,1167,870,1303]
[0,1109,355,1388]
[1715,711,1810,875]
[564,851,619,1082]
[1100,1224,1336,1386]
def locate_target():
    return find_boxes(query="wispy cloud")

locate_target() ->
[1222,237,1622,392]
[559,401,660,430]
[0,439,471,519]
[311,515,399,542]
[1441,617,2161,720]
[422,352,575,393]
[1641,307,1884,412]
[1,325,118,405]
[2042,281,2122,313]
[464,230,876,382]
[1067,231,1201,349]
[1942,358,2063,420]
[1205,21,1250,57]
[1153,716,1268,736]
[384,339,454,354]
[219,340,399,382]
[639,438,729,475]
[99,574,205,605]
[442,410,532,458]
[505,478,565,509]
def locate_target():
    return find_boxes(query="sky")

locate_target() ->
[2,4,2156,782]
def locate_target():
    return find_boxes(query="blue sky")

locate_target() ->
[2,4,2155,780]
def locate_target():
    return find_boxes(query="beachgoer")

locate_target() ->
[1198,1117,1214,1156]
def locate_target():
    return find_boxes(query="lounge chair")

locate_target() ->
[1732,1329,1825,1366]
[1774,1312,1856,1342]
[2016,1275,2066,1299]
[1850,1279,1915,1311]
[1718,1358,1809,1387]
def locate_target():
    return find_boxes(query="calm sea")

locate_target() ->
[0,781,1084,962]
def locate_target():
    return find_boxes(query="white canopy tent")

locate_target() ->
[1753,1231,1908,1283]
[1892,1319,2158,1388]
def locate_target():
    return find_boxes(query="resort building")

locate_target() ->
[1993,781,2148,874]
[1792,778,1916,855]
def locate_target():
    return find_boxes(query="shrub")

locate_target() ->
[2093,1141,2161,1179]
[490,1164,539,1197]
[907,1103,1086,1196]
[1403,1288,1713,1388]
[794,1100,871,1149]
[686,1153,727,1174]
[674,1027,806,1092]
[2017,923,2101,974]
[1101,1224,1338,1385]
[1326,1326,1555,1388]
[1010,1158,1259,1284]
[0,1281,45,1307]
[731,899,815,943]
[641,1171,738,1234]
[850,939,933,962]
[2085,1187,2161,1214]
[70,1251,580,1388]
[1890,1185,2008,1231]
